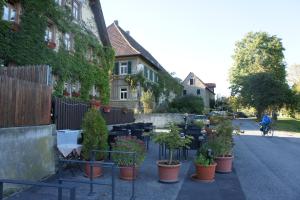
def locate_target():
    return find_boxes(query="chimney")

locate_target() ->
[126,31,130,35]
[114,20,118,26]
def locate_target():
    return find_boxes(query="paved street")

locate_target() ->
[233,119,300,200]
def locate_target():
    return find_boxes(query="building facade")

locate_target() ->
[182,72,216,109]
[107,21,178,112]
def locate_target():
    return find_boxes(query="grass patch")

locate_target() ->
[273,118,300,133]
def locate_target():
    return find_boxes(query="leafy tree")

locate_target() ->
[238,73,292,118]
[169,95,204,114]
[230,32,286,94]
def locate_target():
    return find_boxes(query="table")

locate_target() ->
[57,130,82,158]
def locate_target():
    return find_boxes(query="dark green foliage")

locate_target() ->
[230,32,286,94]
[81,109,108,160]
[125,70,183,104]
[153,123,192,165]
[169,95,204,114]
[112,136,146,166]
[239,72,293,118]
[0,0,115,101]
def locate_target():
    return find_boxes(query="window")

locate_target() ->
[197,89,201,95]
[86,48,94,62]
[45,23,56,43]
[119,62,128,75]
[120,87,128,100]
[64,33,73,51]
[149,70,153,81]
[72,0,81,21]
[183,90,187,95]
[144,67,148,78]
[2,2,20,24]
[190,79,194,85]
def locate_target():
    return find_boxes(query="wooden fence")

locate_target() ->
[0,76,52,128]
[0,65,51,85]
[52,98,135,130]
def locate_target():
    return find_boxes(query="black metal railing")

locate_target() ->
[0,179,76,200]
[58,159,116,200]
[91,150,137,200]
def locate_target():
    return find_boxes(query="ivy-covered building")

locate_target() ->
[0,0,114,104]
[107,20,182,113]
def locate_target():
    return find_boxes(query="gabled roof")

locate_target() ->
[183,72,216,95]
[107,21,163,70]
[89,0,111,46]
[205,83,216,88]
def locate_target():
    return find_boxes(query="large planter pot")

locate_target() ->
[102,105,111,113]
[157,160,181,183]
[194,163,217,182]
[47,41,56,49]
[85,162,103,178]
[119,166,139,181]
[215,155,233,173]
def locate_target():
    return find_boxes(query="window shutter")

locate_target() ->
[127,61,132,74]
[144,67,147,77]
[114,62,119,75]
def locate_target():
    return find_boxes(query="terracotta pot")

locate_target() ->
[102,105,111,113]
[47,41,56,49]
[194,163,217,182]
[90,99,101,109]
[215,155,233,173]
[11,22,20,32]
[63,90,70,97]
[119,166,139,180]
[85,162,103,178]
[157,160,181,183]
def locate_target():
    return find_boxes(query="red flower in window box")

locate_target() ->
[47,41,56,49]
[102,105,111,113]
[72,91,80,97]
[90,99,101,109]
[63,90,70,97]
[11,22,20,32]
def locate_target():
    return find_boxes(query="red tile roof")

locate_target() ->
[107,21,163,70]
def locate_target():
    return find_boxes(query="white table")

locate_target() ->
[57,130,82,157]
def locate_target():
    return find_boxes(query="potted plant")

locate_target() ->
[47,41,56,49]
[81,108,109,178]
[193,141,217,182]
[112,136,146,180]
[153,123,192,183]
[214,120,234,173]
[90,97,101,110]
[71,91,80,97]
[63,89,70,97]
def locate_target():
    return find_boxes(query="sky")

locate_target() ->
[100,0,300,97]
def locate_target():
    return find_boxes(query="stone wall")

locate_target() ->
[135,113,190,128]
[0,125,56,191]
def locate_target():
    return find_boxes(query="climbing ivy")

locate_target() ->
[0,0,115,102]
[125,70,183,103]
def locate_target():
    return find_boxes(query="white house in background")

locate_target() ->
[182,72,216,109]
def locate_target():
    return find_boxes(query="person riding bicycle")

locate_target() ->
[260,114,271,133]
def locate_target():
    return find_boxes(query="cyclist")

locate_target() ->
[259,114,272,134]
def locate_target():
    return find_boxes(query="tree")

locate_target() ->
[238,73,292,118]
[169,95,204,114]
[230,32,286,95]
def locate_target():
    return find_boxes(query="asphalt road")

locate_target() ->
[233,119,300,200]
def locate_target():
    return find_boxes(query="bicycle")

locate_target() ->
[259,123,274,136]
